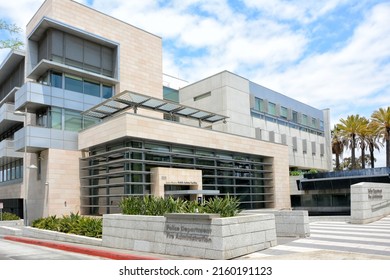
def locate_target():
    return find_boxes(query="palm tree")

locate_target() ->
[371,107,390,167]
[366,121,383,168]
[331,126,345,170]
[337,114,366,170]
[356,117,369,169]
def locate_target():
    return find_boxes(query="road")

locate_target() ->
[0,237,105,260]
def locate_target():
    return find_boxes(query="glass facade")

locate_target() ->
[253,97,324,136]
[81,138,274,215]
[39,70,114,98]
[37,28,116,78]
[0,159,23,183]
[36,107,99,132]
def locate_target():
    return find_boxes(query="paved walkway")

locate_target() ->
[239,216,390,260]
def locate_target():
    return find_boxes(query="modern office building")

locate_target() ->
[178,71,332,173]
[0,0,331,222]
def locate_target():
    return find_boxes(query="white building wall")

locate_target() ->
[179,71,332,172]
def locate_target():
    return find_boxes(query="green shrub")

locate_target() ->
[203,195,241,217]
[119,195,241,217]
[32,213,102,238]
[290,170,303,176]
[1,212,20,221]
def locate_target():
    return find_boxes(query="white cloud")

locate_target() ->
[255,2,390,123]
[242,0,349,23]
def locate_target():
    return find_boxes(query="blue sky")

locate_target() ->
[1,0,390,165]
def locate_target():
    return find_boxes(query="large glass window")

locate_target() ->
[102,85,113,98]
[65,75,83,93]
[280,106,288,119]
[268,102,276,116]
[292,111,298,123]
[254,97,263,112]
[65,110,83,132]
[50,107,62,130]
[302,114,308,126]
[84,80,100,97]
[50,72,63,88]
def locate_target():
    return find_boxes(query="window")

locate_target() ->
[254,97,263,112]
[311,118,317,128]
[51,72,62,88]
[194,92,211,101]
[302,114,308,126]
[102,85,113,98]
[292,111,298,123]
[280,106,288,119]
[84,80,100,97]
[50,107,62,130]
[268,102,276,116]
[65,75,83,93]
[65,110,83,132]
[83,116,100,129]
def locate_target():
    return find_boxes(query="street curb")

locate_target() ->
[4,236,161,260]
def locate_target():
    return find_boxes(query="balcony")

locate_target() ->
[14,126,78,153]
[0,139,23,164]
[15,81,105,113]
[0,103,24,136]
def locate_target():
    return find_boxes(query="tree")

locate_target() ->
[331,126,345,170]
[0,19,23,50]
[366,121,383,168]
[337,114,366,170]
[356,117,369,169]
[371,107,390,167]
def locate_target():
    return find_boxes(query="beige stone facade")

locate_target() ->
[151,167,203,200]
[26,0,162,98]
[0,0,294,222]
[79,112,291,209]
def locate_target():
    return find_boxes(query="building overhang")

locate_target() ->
[164,190,220,196]
[82,90,229,124]
[0,50,25,85]
[27,59,119,85]
[28,17,119,48]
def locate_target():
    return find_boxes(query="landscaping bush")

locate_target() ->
[1,212,20,221]
[119,195,241,217]
[32,212,102,238]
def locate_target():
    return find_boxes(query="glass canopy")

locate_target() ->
[82,90,228,124]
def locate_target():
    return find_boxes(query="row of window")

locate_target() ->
[252,111,324,136]
[37,28,115,78]
[0,159,23,183]
[36,107,100,132]
[39,71,113,99]
[254,97,324,131]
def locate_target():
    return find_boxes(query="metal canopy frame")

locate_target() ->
[82,90,228,124]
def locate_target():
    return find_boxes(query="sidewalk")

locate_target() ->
[2,215,390,260]
[238,215,390,260]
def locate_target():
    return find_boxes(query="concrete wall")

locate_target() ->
[243,209,310,237]
[102,213,277,259]
[351,182,390,224]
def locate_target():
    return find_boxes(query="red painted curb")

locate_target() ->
[4,236,161,260]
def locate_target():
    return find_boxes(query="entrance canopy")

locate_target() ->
[82,90,228,124]
[164,190,220,196]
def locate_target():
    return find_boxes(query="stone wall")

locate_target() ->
[243,210,310,237]
[102,213,277,259]
[351,182,390,224]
